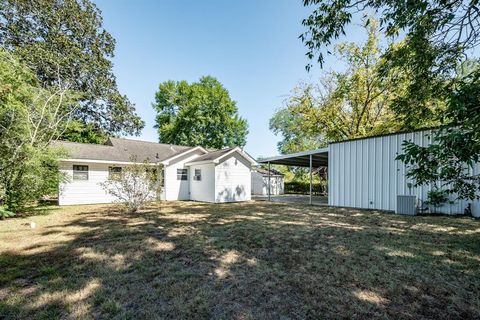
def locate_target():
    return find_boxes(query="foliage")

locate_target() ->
[60,120,108,144]
[0,0,144,141]
[153,76,248,149]
[271,21,404,155]
[100,160,162,213]
[0,208,15,219]
[300,0,480,72]
[284,181,327,195]
[0,49,72,212]
[397,68,480,202]
[302,0,480,202]
[425,188,450,213]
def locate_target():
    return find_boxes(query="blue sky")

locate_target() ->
[94,0,362,158]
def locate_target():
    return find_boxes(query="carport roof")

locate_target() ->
[257,147,328,167]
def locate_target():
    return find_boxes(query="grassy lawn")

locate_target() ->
[0,201,479,319]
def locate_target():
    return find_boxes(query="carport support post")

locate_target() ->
[268,161,271,201]
[309,154,312,205]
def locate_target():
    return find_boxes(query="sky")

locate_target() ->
[94,0,363,158]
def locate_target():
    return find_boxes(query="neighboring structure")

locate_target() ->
[251,167,284,196]
[260,129,480,217]
[56,138,256,205]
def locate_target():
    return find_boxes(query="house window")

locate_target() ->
[193,169,201,181]
[177,168,188,180]
[108,166,122,179]
[73,165,88,181]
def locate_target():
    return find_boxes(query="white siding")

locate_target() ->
[251,172,284,195]
[189,163,215,202]
[215,153,252,202]
[59,161,165,205]
[59,162,120,205]
[164,151,205,201]
[328,130,480,217]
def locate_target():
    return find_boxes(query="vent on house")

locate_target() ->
[396,195,417,215]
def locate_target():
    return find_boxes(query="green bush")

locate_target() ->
[426,188,451,213]
[284,181,327,195]
[0,208,15,219]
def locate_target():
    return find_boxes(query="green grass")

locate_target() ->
[0,201,479,319]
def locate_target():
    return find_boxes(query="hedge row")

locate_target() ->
[284,181,327,195]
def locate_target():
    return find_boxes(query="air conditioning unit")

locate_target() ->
[396,195,417,215]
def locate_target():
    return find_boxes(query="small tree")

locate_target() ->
[100,160,162,213]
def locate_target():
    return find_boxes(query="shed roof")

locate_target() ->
[258,148,329,167]
[254,167,284,176]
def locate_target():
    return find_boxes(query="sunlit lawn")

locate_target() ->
[0,201,479,319]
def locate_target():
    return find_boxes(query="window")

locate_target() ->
[73,165,88,181]
[108,166,122,179]
[193,169,201,181]
[177,168,188,180]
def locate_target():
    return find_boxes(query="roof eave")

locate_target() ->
[161,146,208,165]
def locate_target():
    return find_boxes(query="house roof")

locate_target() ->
[55,138,255,166]
[187,147,235,162]
[55,138,195,163]
[185,147,257,166]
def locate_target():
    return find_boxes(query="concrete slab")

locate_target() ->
[252,194,328,206]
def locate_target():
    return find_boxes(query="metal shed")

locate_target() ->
[260,130,480,217]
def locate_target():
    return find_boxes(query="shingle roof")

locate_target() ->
[187,147,235,162]
[54,138,194,163]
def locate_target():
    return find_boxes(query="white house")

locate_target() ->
[56,138,256,205]
[251,168,284,195]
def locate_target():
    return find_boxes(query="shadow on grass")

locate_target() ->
[0,201,479,319]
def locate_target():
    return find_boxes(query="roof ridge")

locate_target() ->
[56,140,114,148]
[109,137,194,149]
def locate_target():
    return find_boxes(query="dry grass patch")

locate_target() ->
[0,201,479,319]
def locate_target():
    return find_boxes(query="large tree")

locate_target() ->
[0,49,76,212]
[152,76,248,149]
[301,0,480,203]
[271,21,405,154]
[0,0,144,142]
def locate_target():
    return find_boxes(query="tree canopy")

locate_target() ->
[0,0,144,141]
[152,76,248,149]
[271,21,407,154]
[301,0,480,202]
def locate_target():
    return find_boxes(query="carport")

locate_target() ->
[257,148,329,205]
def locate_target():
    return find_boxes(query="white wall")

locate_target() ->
[328,130,480,217]
[215,153,252,202]
[164,150,204,201]
[59,161,165,205]
[59,161,119,205]
[251,172,284,195]
[189,163,215,202]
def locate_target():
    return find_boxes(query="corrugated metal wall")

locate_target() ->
[328,130,480,217]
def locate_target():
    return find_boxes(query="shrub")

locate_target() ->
[100,160,162,213]
[0,208,15,219]
[284,181,327,195]
[426,188,451,214]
